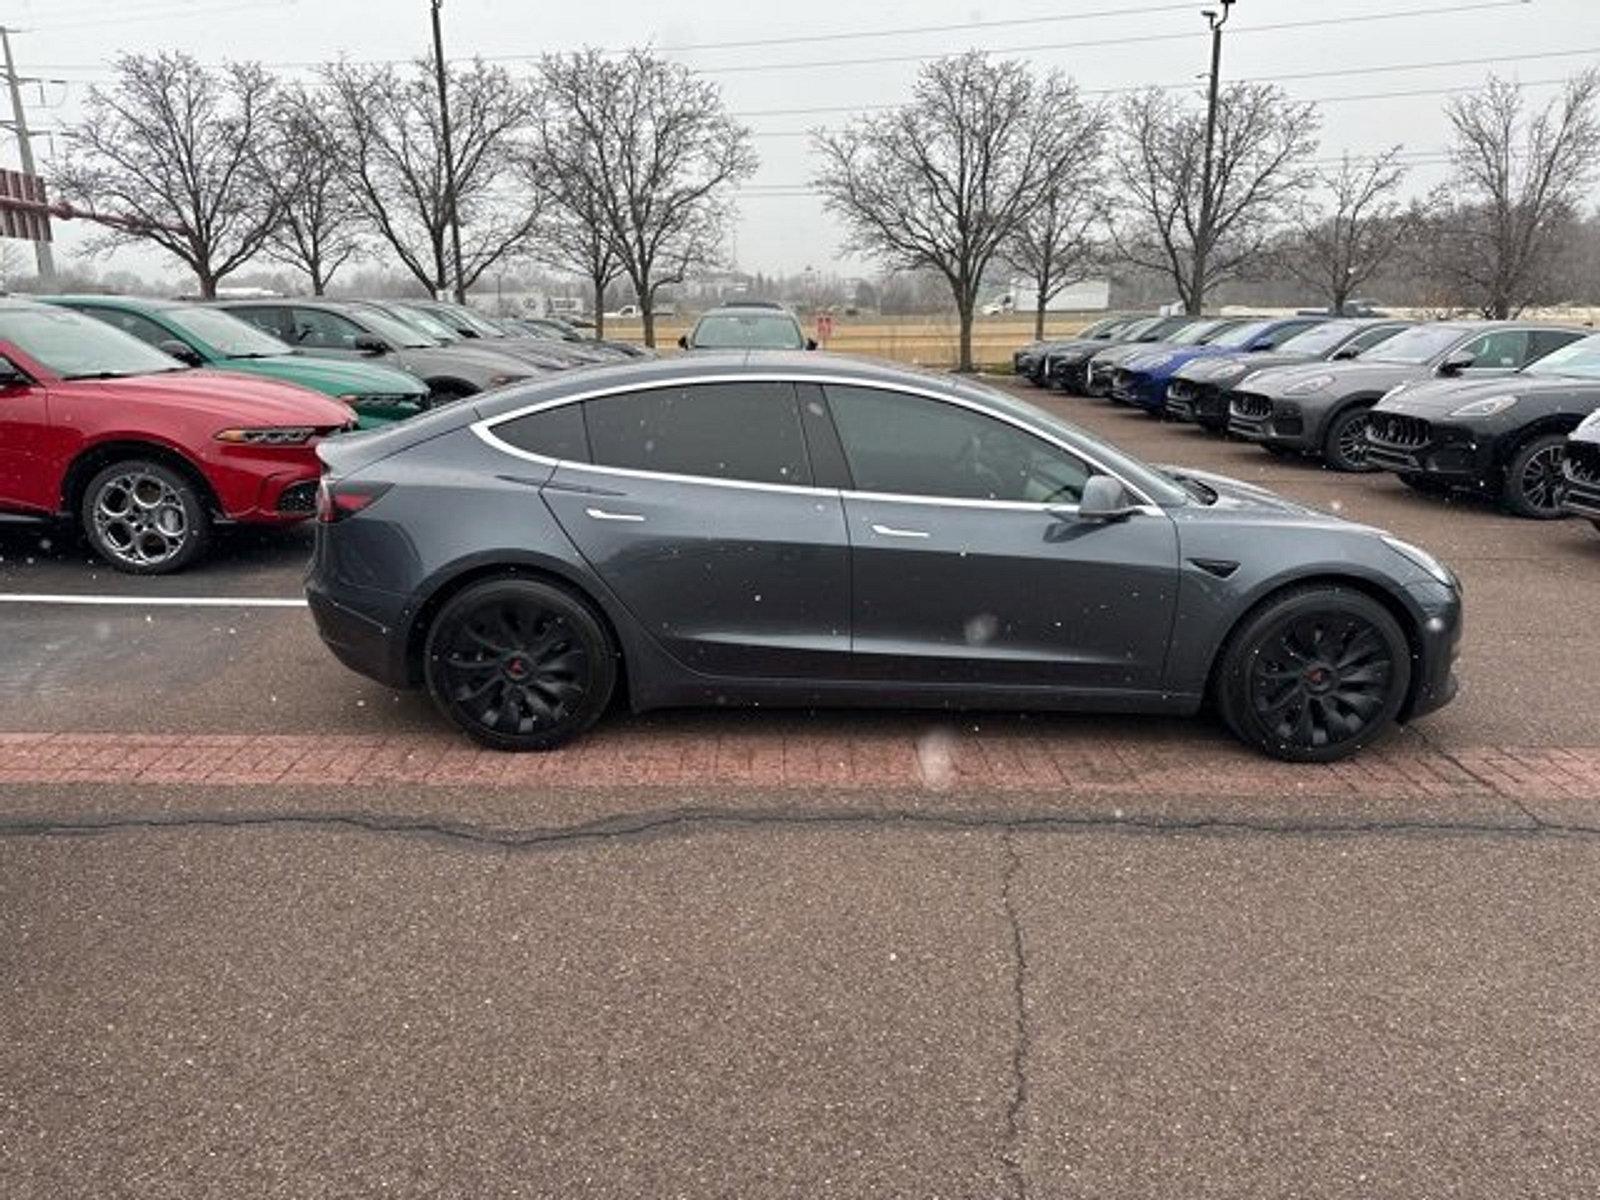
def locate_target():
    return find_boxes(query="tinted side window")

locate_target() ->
[80,307,173,349]
[1260,320,1320,348]
[291,307,366,350]
[584,382,811,486]
[494,403,591,463]
[1529,329,1584,360]
[825,385,1091,504]
[1459,330,1530,368]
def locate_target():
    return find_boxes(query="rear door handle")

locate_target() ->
[585,507,645,523]
[870,523,930,539]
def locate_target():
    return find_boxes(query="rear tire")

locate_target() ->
[80,459,212,575]
[1322,406,1378,473]
[1214,586,1411,763]
[1500,432,1569,519]
[424,578,617,751]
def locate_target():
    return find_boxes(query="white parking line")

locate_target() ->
[0,594,308,608]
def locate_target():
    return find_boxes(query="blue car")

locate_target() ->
[1111,316,1331,415]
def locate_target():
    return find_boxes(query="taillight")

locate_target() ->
[316,479,392,523]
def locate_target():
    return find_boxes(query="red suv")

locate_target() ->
[0,298,353,574]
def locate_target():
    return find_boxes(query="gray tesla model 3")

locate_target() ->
[306,353,1462,762]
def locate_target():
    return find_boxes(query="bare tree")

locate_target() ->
[53,53,279,298]
[537,49,756,348]
[1428,71,1600,317]
[261,87,364,294]
[1282,148,1411,313]
[1112,83,1320,314]
[523,92,624,337]
[322,57,538,300]
[814,52,1088,371]
[1002,117,1109,340]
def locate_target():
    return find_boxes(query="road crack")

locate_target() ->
[1001,831,1031,1200]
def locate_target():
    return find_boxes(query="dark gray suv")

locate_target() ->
[306,355,1461,762]
[1228,321,1585,470]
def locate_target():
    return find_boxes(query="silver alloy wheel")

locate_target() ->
[92,470,190,568]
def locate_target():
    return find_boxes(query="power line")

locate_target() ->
[23,0,269,33]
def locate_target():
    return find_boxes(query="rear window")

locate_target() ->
[690,312,806,350]
[584,382,811,486]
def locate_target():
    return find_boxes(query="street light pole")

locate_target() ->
[430,0,465,303]
[1193,0,1235,315]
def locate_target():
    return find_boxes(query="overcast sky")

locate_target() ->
[3,0,1597,285]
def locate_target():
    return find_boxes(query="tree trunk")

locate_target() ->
[591,274,607,338]
[640,290,656,349]
[197,267,218,300]
[955,287,976,373]
[1034,277,1048,341]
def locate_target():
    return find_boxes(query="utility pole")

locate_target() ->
[0,27,54,282]
[1193,0,1234,315]
[430,0,465,303]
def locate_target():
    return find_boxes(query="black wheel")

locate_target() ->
[1398,473,1453,496]
[423,578,616,751]
[1215,586,1411,763]
[80,459,211,575]
[1500,433,1569,519]
[1322,406,1378,472]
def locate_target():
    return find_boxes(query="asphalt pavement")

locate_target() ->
[3,379,1600,1198]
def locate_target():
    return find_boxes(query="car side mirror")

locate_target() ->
[353,333,388,355]
[1072,475,1143,522]
[806,338,819,351]
[158,338,203,367]
[1331,345,1361,360]
[0,354,28,387]
[677,335,689,349]
[1438,348,1476,375]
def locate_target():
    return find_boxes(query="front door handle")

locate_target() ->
[585,507,645,523]
[870,523,930,539]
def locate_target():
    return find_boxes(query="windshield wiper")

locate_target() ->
[1164,470,1218,505]
[64,370,131,380]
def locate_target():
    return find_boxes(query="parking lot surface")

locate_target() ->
[5,380,1600,1197]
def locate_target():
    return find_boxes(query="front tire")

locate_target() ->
[1322,406,1378,473]
[1500,433,1569,519]
[423,578,617,751]
[1215,586,1411,763]
[80,459,212,575]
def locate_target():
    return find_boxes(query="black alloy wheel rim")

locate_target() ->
[1519,445,1566,513]
[438,601,590,734]
[1336,416,1370,467]
[1249,614,1394,750]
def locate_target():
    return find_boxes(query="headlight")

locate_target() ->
[1579,409,1600,432]
[1382,535,1457,588]
[1283,373,1335,396]
[1449,394,1517,418]
[215,426,316,445]
[1380,382,1408,402]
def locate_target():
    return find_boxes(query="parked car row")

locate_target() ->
[1018,311,1600,534]
[0,293,645,574]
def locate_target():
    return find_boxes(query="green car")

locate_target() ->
[42,295,429,427]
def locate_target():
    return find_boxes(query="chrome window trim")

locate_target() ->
[470,371,1162,510]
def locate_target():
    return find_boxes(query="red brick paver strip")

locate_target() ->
[0,730,1597,805]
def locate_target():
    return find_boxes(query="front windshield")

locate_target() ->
[382,304,460,343]
[0,306,184,378]
[1362,324,1467,364]
[354,308,437,349]
[1169,320,1229,346]
[692,312,806,350]
[1209,320,1272,349]
[165,306,289,358]
[1119,317,1162,340]
[435,304,505,338]
[1522,334,1600,379]
[1276,321,1360,356]
[1137,317,1195,342]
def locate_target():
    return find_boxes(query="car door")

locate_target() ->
[823,383,1181,690]
[0,367,55,513]
[537,380,853,679]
